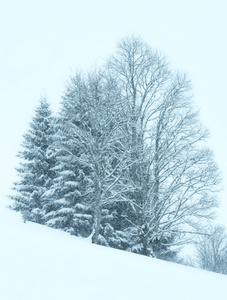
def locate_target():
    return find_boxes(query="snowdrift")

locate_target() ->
[0,203,227,300]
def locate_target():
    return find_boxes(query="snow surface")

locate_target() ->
[0,202,227,300]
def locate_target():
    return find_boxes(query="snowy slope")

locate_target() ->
[1,203,227,300]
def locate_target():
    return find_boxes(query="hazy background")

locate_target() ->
[1,0,227,226]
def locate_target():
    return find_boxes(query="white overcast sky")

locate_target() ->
[1,0,227,225]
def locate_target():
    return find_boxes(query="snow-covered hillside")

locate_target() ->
[1,202,227,300]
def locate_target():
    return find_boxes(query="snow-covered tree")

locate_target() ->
[195,225,227,274]
[107,36,220,257]
[10,98,55,223]
[43,82,93,236]
[47,71,132,246]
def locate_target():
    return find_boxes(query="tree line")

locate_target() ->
[10,36,221,262]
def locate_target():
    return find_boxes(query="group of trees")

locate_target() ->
[193,225,227,275]
[10,36,221,261]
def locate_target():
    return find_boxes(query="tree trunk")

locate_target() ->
[92,164,102,244]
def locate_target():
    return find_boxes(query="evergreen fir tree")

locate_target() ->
[10,98,55,223]
[44,79,93,236]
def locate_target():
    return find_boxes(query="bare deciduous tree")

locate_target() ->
[58,71,132,244]
[107,36,220,257]
[195,225,227,274]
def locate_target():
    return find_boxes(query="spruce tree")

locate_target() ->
[44,78,93,236]
[10,98,55,223]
